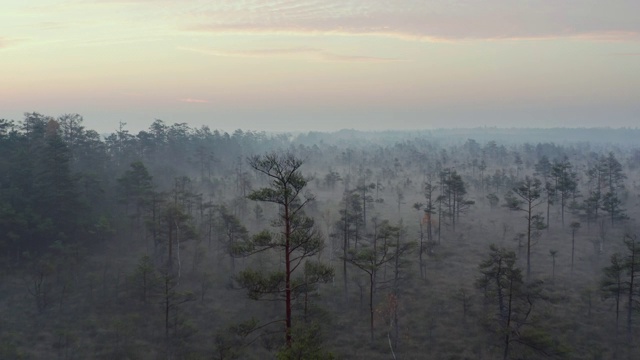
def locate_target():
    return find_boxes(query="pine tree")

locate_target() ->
[504,177,546,279]
[236,152,333,349]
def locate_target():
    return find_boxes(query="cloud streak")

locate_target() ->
[11,0,640,46]
[178,98,210,104]
[178,0,640,42]
[612,52,640,56]
[0,37,17,50]
[179,46,404,63]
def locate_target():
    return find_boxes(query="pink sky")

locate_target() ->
[1,0,639,133]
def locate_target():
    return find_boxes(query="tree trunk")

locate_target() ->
[571,231,575,273]
[369,272,374,343]
[526,202,532,279]
[285,202,292,347]
[627,242,635,343]
[503,277,514,360]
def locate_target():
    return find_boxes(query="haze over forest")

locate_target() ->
[1,113,640,359]
[3,1,640,359]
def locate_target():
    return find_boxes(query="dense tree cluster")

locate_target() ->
[1,112,640,358]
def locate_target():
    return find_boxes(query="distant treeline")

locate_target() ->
[294,127,640,147]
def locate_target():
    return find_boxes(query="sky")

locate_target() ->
[1,0,639,134]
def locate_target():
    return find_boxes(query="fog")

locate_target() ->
[1,113,639,358]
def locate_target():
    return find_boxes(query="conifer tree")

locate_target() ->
[236,152,333,349]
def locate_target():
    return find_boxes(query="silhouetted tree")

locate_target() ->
[236,152,333,349]
[570,221,581,273]
[476,245,557,359]
[551,158,578,226]
[504,177,546,279]
[345,218,411,342]
[601,253,625,331]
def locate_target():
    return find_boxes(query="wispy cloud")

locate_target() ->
[177,0,640,42]
[183,47,315,57]
[611,52,640,56]
[178,98,210,104]
[0,37,20,50]
[37,21,69,31]
[179,46,404,63]
[12,0,640,45]
[90,0,181,3]
[319,52,404,63]
[182,24,443,42]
